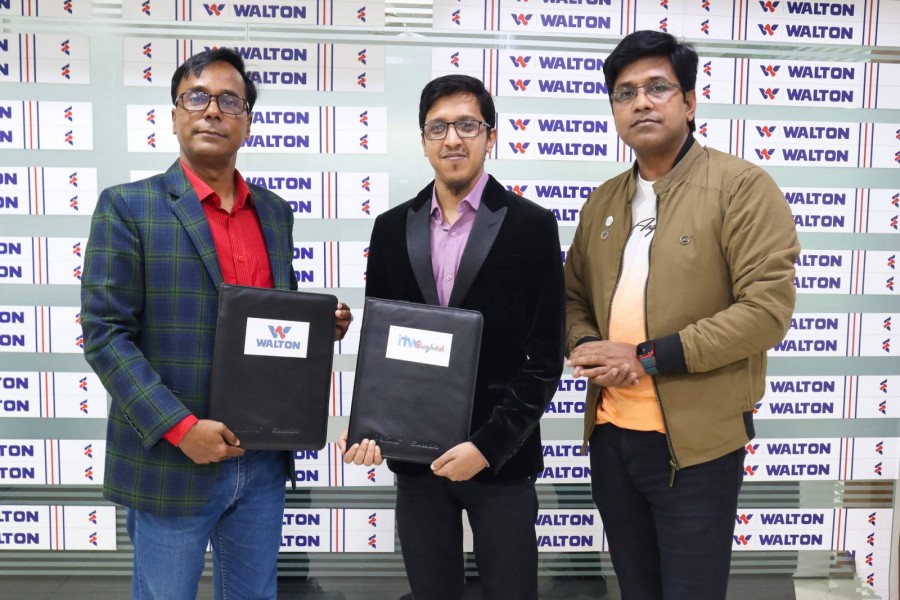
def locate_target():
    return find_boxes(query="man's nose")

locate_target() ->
[632,87,655,109]
[444,123,463,143]
[203,96,224,117]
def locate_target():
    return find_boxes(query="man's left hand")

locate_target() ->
[334,302,353,341]
[567,340,643,387]
[431,442,488,481]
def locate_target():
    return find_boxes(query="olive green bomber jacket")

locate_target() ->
[564,140,801,470]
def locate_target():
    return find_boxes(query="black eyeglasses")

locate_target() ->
[176,90,248,115]
[422,120,491,140]
[610,81,684,105]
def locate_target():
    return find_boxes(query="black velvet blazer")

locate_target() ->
[364,175,565,482]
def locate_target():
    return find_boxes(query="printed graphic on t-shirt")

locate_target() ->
[632,217,656,237]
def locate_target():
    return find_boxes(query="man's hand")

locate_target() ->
[337,427,383,466]
[567,340,643,387]
[334,302,353,341]
[178,419,245,464]
[431,442,487,481]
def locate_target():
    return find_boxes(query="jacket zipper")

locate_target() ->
[586,203,634,445]
[605,204,632,341]
[645,193,681,487]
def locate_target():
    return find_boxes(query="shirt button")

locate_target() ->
[451,232,458,238]
[446,275,453,281]
[238,255,245,262]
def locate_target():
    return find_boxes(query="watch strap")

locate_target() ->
[637,341,660,376]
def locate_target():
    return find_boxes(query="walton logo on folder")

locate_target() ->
[244,317,311,358]
[269,325,292,339]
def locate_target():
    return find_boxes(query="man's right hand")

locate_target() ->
[337,427,383,466]
[177,419,246,464]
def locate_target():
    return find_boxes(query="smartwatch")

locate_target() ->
[636,341,660,376]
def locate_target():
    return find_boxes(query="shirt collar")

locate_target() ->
[180,159,252,210]
[430,171,489,220]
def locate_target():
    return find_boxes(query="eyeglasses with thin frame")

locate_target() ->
[176,90,249,115]
[610,81,684,105]
[422,119,491,141]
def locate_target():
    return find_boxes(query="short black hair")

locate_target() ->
[171,48,258,111]
[603,31,698,132]
[418,74,496,131]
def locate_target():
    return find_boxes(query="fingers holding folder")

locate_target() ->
[334,303,353,341]
[178,419,246,464]
[338,427,384,466]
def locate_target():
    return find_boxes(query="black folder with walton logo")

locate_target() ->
[209,284,337,450]
[347,297,483,463]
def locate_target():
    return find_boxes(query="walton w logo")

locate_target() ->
[269,325,292,339]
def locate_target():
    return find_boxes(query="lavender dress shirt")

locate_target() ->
[429,171,490,307]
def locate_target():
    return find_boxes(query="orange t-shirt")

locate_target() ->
[596,176,665,432]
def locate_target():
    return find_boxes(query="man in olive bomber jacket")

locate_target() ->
[565,30,800,600]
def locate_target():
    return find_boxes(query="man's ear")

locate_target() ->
[684,89,697,124]
[485,126,498,155]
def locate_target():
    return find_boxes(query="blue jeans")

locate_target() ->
[589,424,744,600]
[126,450,287,600]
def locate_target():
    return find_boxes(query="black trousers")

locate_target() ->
[589,424,745,600]
[395,472,539,600]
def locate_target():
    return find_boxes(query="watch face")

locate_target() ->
[637,341,653,357]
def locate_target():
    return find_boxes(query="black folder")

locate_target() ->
[209,284,337,450]
[347,297,483,463]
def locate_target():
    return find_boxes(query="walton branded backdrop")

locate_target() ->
[0,0,898,596]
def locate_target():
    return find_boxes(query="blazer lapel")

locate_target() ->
[253,193,290,289]
[447,177,507,308]
[406,192,440,306]
[165,162,223,288]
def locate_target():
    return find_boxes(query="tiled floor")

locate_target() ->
[0,574,882,599]
[794,578,884,600]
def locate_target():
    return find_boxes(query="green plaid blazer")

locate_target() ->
[81,161,298,517]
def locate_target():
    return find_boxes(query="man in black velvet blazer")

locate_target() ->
[339,75,565,599]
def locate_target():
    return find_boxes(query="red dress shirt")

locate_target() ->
[163,161,275,446]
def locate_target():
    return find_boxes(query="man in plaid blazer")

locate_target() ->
[81,48,351,600]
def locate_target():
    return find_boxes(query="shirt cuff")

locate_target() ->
[162,415,199,446]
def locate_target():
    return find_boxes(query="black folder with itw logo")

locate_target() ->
[347,297,483,464]
[209,284,337,450]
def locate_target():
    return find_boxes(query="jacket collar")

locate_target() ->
[163,160,291,290]
[164,161,224,288]
[406,175,508,307]
[626,135,700,199]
